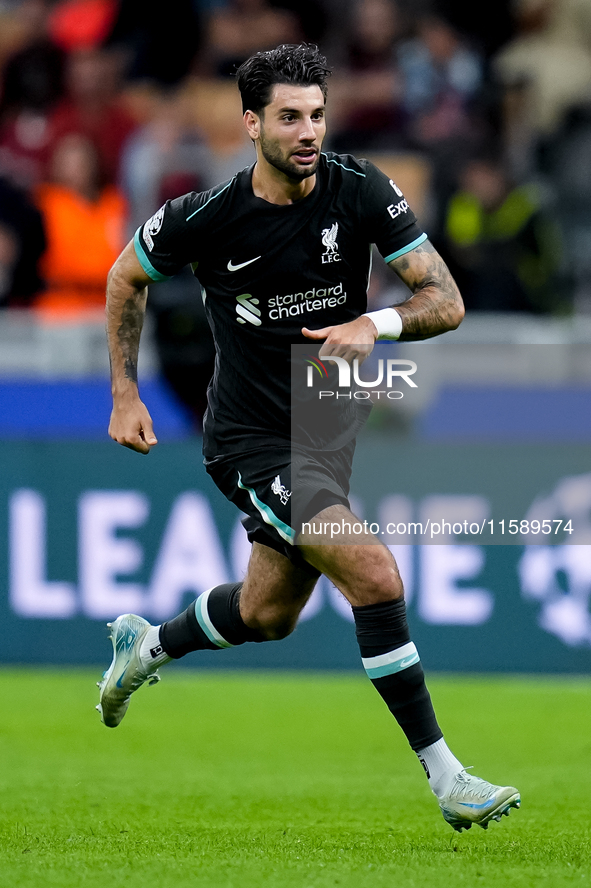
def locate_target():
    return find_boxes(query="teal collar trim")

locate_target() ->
[186,178,234,221]
[322,154,366,177]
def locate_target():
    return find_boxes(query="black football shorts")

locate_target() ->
[204,441,355,573]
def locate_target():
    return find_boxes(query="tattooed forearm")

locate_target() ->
[105,241,152,398]
[388,241,464,341]
[117,296,144,384]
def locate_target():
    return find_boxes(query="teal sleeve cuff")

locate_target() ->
[383,233,428,264]
[134,228,172,281]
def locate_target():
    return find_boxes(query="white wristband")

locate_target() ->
[364,308,403,340]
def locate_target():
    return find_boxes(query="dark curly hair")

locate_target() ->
[236,44,331,115]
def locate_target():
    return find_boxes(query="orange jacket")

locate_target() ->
[35,182,127,319]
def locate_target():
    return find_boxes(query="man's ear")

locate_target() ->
[244,110,260,141]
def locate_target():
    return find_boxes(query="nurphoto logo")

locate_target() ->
[305,354,418,400]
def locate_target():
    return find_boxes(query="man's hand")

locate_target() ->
[108,396,158,454]
[106,240,158,453]
[302,314,378,363]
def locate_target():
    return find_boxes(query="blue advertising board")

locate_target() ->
[1,438,590,673]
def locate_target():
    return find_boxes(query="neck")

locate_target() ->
[251,154,317,205]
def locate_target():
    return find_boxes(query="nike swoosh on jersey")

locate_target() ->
[227,256,261,271]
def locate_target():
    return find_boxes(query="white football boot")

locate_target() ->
[438,770,521,832]
[96,614,161,728]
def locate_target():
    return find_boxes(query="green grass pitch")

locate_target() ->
[0,668,590,888]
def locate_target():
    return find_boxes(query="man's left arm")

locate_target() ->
[385,238,464,341]
[303,239,464,356]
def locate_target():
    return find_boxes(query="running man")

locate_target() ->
[98,44,520,833]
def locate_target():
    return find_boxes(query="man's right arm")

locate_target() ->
[106,240,158,454]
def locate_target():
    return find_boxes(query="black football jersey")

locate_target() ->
[134,152,427,456]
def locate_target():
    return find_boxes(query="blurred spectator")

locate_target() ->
[495,0,591,175]
[271,0,327,45]
[200,0,302,77]
[0,175,46,307]
[442,157,563,313]
[0,0,64,188]
[331,0,405,152]
[121,89,215,230]
[121,79,256,227]
[0,222,19,306]
[47,0,117,53]
[105,0,202,87]
[34,133,126,319]
[398,15,483,148]
[541,103,591,313]
[435,0,513,58]
[346,0,402,71]
[46,48,137,184]
[395,14,486,231]
[183,78,255,183]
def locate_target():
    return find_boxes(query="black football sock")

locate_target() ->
[353,598,443,752]
[159,583,266,658]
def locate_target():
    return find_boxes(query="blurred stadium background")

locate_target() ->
[1,0,591,675]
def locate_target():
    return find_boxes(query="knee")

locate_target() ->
[251,609,298,641]
[258,619,296,641]
[343,563,404,606]
[243,603,299,641]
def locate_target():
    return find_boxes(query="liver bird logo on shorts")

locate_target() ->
[271,474,292,506]
[321,222,340,264]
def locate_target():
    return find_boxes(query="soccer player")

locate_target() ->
[98,44,520,832]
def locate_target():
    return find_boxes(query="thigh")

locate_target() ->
[297,504,404,606]
[206,445,352,577]
[206,447,313,573]
[240,541,319,623]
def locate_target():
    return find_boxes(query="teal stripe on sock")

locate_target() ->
[362,643,420,679]
[194,591,233,649]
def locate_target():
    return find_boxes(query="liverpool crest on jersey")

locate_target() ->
[321,222,341,264]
